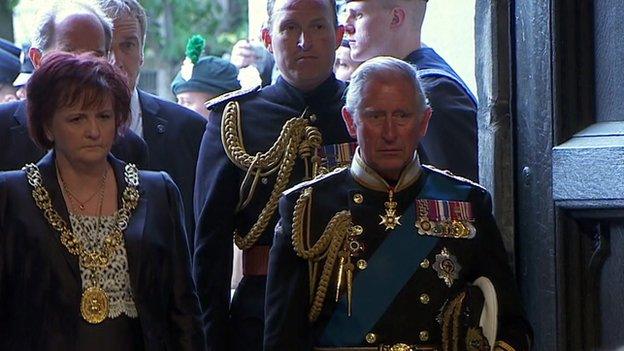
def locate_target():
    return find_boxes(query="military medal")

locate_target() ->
[81,285,109,324]
[379,189,401,230]
[415,199,476,239]
[433,247,462,287]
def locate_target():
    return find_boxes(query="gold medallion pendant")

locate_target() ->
[379,189,401,231]
[81,286,109,324]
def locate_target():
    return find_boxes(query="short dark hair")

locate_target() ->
[266,0,338,30]
[27,51,131,149]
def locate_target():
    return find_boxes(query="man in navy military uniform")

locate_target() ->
[100,0,207,246]
[193,0,355,349]
[265,57,531,350]
[343,0,479,182]
[0,0,147,171]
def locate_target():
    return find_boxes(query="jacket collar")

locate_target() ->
[137,89,159,117]
[349,147,422,193]
[272,73,346,109]
[13,99,27,126]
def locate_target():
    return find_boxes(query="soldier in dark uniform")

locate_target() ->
[265,57,531,351]
[171,35,241,120]
[193,0,355,350]
[343,0,479,182]
[0,39,21,102]
[13,43,35,100]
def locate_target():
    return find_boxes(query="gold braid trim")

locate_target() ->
[221,101,323,250]
[291,187,352,322]
[494,341,517,351]
[441,291,466,351]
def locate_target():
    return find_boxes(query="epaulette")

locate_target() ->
[205,85,261,110]
[422,164,486,191]
[283,166,348,197]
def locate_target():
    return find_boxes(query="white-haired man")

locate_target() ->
[265,57,531,351]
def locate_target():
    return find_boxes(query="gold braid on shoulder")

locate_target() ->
[291,187,352,322]
[221,101,323,250]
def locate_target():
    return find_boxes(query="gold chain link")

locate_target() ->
[23,163,140,270]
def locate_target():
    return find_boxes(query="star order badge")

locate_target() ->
[433,247,462,287]
[379,189,401,230]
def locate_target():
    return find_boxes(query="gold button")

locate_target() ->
[357,259,367,270]
[352,225,364,236]
[353,193,364,204]
[365,332,377,344]
[419,293,430,304]
[420,259,430,269]
[419,330,429,341]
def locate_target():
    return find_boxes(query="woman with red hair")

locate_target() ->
[0,52,205,350]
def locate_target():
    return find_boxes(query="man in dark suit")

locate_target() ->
[265,56,531,351]
[0,0,148,171]
[100,0,207,244]
[343,0,479,182]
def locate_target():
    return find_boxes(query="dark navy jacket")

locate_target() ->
[265,167,531,350]
[193,75,354,350]
[0,99,148,171]
[407,47,479,182]
[137,91,206,250]
[0,152,205,351]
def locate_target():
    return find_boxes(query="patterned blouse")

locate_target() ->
[69,214,138,319]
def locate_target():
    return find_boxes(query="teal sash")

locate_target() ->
[318,171,471,346]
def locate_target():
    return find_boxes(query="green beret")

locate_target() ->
[171,56,241,96]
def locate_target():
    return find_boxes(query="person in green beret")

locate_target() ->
[171,35,241,120]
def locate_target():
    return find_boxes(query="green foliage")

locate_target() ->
[141,0,248,66]
[3,0,20,12]
[185,35,205,64]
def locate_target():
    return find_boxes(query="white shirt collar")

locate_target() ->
[349,147,422,193]
[129,88,143,138]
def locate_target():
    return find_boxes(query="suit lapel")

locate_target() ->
[111,157,146,296]
[36,152,81,281]
[138,90,168,170]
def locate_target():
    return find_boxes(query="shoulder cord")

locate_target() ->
[291,187,352,322]
[221,101,323,250]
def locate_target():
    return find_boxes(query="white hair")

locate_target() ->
[345,56,429,115]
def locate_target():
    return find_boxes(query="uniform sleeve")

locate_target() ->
[419,77,478,182]
[193,109,239,350]
[264,194,314,351]
[162,173,206,350]
[475,191,532,350]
